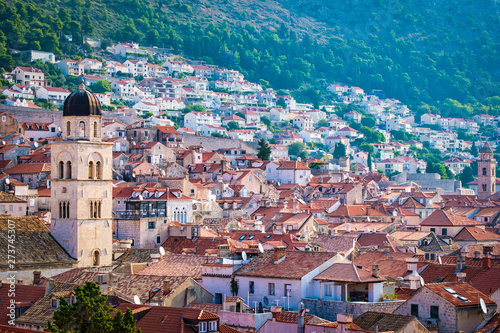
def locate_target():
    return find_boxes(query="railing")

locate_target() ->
[115,209,167,219]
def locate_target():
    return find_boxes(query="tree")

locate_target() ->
[315,119,329,129]
[367,153,372,170]
[459,166,474,187]
[230,276,239,296]
[288,142,307,160]
[361,117,376,128]
[333,142,346,159]
[260,116,271,127]
[90,80,112,94]
[277,97,287,109]
[257,138,272,161]
[359,143,374,154]
[471,141,478,157]
[46,281,141,333]
[235,111,246,119]
[226,121,240,130]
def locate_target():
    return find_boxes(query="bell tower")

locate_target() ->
[477,142,496,200]
[50,82,113,267]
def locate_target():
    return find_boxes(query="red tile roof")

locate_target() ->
[424,282,495,307]
[4,163,50,174]
[314,263,385,283]
[136,254,217,280]
[277,161,310,170]
[421,209,485,226]
[0,285,45,326]
[234,251,336,279]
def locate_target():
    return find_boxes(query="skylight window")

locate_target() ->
[248,235,255,240]
[239,235,246,241]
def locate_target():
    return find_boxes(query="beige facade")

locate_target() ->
[50,113,114,268]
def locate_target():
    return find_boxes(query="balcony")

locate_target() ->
[115,209,167,219]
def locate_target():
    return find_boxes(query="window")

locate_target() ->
[93,121,98,137]
[66,122,71,136]
[51,299,58,309]
[89,162,94,179]
[483,184,488,192]
[430,305,439,319]
[59,161,64,179]
[249,281,255,294]
[411,304,419,317]
[92,250,100,266]
[156,236,161,244]
[430,228,436,233]
[325,284,333,297]
[148,221,156,229]
[483,167,487,176]
[66,161,72,179]
[79,121,85,137]
[198,322,207,332]
[96,161,101,179]
[285,284,292,297]
[9,205,12,211]
[268,283,275,296]
[208,321,217,331]
[442,228,448,236]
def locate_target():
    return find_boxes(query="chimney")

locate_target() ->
[150,253,161,263]
[163,281,170,295]
[292,200,299,214]
[406,257,418,273]
[33,271,41,285]
[456,272,466,283]
[119,239,133,249]
[474,251,481,259]
[273,246,286,264]
[456,253,466,272]
[372,264,380,278]
[271,306,282,321]
[483,256,491,270]
[46,278,55,293]
[337,314,353,324]
[217,244,230,261]
[408,271,420,290]
[345,223,351,233]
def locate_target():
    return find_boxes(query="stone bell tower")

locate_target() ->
[477,142,496,200]
[50,82,113,267]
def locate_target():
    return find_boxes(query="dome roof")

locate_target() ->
[480,142,493,154]
[63,83,102,117]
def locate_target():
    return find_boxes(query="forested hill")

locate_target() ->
[0,0,499,115]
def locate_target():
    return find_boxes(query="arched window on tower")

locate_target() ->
[66,121,71,136]
[483,168,487,176]
[96,161,101,179]
[89,162,94,179]
[94,201,98,218]
[90,201,93,219]
[59,161,64,179]
[59,202,63,218]
[98,201,101,218]
[66,202,70,218]
[493,167,496,177]
[92,250,100,266]
[94,121,98,137]
[79,121,85,137]
[483,184,488,192]
[66,161,72,179]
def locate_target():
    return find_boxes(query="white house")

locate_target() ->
[56,59,84,76]
[81,58,103,71]
[299,130,322,144]
[12,66,47,87]
[201,124,227,137]
[162,61,194,75]
[184,112,222,132]
[266,160,312,186]
[292,114,314,131]
[35,87,70,106]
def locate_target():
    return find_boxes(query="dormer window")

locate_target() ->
[199,322,207,332]
[51,298,59,309]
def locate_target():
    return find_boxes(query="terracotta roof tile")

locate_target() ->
[421,209,485,226]
[314,263,385,283]
[424,282,495,307]
[136,254,217,280]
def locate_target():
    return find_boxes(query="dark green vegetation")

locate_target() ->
[0,0,498,115]
[46,281,141,333]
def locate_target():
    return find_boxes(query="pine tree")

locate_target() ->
[257,138,272,161]
[333,142,346,159]
[46,281,141,333]
[367,153,372,170]
[471,141,478,157]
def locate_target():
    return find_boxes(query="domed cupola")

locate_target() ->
[63,81,102,117]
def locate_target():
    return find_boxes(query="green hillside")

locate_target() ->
[0,0,499,116]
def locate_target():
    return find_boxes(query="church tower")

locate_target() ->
[477,142,496,200]
[50,83,113,267]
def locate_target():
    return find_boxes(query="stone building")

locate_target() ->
[50,83,113,267]
[477,142,496,199]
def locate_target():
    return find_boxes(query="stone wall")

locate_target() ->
[302,298,404,321]
[179,133,257,154]
[0,105,62,126]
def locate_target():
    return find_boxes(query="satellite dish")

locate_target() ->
[480,298,487,314]
[34,142,39,148]
[58,127,61,131]
[263,296,269,306]
[313,225,317,232]
[438,256,442,265]
[5,178,9,185]
[159,246,165,256]
[138,194,143,200]
[133,295,141,305]
[242,251,247,261]
[258,243,264,254]
[420,277,425,286]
